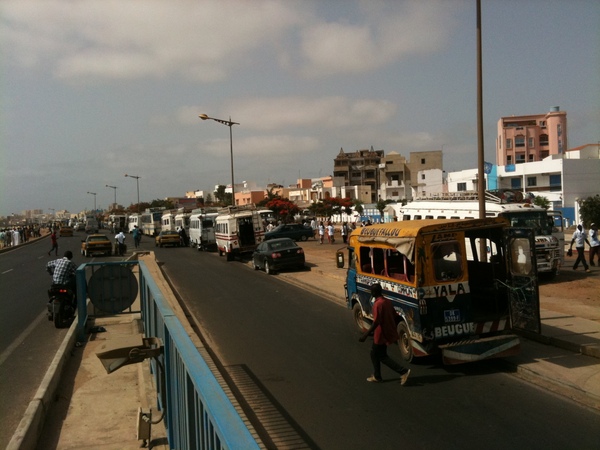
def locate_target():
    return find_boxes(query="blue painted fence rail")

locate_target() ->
[76,260,261,450]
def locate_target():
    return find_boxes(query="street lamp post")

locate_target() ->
[105,185,118,211]
[199,114,239,206]
[87,191,97,212]
[124,174,141,213]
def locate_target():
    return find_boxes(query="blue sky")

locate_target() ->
[1,0,598,215]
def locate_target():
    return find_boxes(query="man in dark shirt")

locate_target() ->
[359,283,410,385]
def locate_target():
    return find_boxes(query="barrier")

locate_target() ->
[76,260,261,450]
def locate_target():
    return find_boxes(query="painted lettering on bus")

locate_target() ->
[359,227,401,238]
[432,283,466,301]
[434,322,476,338]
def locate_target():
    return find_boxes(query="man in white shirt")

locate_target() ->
[589,223,599,267]
[569,224,591,272]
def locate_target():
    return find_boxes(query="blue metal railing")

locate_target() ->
[76,261,261,450]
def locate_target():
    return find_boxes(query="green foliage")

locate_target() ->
[578,195,600,227]
[533,196,550,210]
[353,199,364,215]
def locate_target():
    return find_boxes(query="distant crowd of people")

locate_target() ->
[0,225,42,248]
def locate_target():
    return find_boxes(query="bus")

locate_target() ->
[140,209,164,236]
[175,210,191,234]
[127,214,139,233]
[215,205,265,261]
[344,218,540,365]
[391,190,563,276]
[161,210,177,232]
[108,214,128,233]
[189,208,218,251]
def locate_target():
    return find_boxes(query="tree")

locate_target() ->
[578,194,600,228]
[265,198,299,223]
[533,196,550,210]
[353,199,364,216]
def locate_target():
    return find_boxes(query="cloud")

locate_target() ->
[1,1,456,82]
[294,1,456,77]
[192,96,397,131]
[201,134,320,158]
[1,0,304,82]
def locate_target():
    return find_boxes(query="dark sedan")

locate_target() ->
[264,223,314,241]
[252,238,306,274]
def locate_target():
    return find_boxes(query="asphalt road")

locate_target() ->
[0,231,121,449]
[149,242,600,450]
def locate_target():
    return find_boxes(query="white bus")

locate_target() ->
[175,210,191,234]
[161,210,177,232]
[189,209,218,251]
[215,205,265,261]
[390,190,564,276]
[127,214,139,233]
[140,209,164,236]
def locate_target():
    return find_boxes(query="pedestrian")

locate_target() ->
[178,226,189,247]
[115,230,126,256]
[341,222,349,244]
[359,283,410,385]
[48,230,58,256]
[132,225,142,248]
[318,221,325,244]
[327,222,335,244]
[568,224,591,272]
[589,223,599,267]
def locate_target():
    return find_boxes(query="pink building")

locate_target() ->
[496,106,567,166]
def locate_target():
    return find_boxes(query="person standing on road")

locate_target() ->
[569,224,591,272]
[48,229,58,256]
[132,225,142,248]
[327,222,335,244]
[341,222,349,244]
[589,223,599,267]
[318,221,325,244]
[359,283,411,385]
[115,230,126,256]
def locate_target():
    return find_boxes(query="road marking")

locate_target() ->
[2,269,13,274]
[0,311,46,366]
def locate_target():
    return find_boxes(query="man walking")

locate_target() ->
[359,283,410,385]
[569,224,591,273]
[115,230,126,256]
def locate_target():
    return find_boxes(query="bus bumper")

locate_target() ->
[439,334,520,365]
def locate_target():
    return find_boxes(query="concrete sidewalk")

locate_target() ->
[8,241,600,449]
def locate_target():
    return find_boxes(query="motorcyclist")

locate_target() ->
[46,250,77,298]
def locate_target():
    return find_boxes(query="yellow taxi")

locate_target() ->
[155,231,181,247]
[81,234,112,257]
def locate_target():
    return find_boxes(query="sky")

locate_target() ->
[1,0,599,216]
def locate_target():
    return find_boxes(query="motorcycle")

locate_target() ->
[47,284,76,328]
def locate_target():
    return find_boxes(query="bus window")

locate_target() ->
[359,247,372,273]
[403,215,411,220]
[414,215,422,220]
[432,242,462,281]
[372,248,385,275]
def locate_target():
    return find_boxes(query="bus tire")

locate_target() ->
[397,322,413,363]
[352,302,369,333]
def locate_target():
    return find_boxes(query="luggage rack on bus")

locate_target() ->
[217,204,257,215]
[415,190,532,205]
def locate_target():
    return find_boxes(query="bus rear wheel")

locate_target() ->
[397,322,413,363]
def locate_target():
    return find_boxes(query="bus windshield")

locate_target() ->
[502,211,553,235]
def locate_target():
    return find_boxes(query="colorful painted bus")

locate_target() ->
[344,218,540,365]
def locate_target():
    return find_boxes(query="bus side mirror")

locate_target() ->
[336,250,345,268]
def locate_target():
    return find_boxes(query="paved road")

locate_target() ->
[149,243,600,450]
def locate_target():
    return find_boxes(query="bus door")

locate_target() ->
[505,227,541,334]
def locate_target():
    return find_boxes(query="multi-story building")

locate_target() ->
[333,148,443,202]
[497,106,567,166]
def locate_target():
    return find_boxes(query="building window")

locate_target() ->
[457,182,467,191]
[515,135,525,147]
[421,158,426,164]
[539,120,546,127]
[421,174,426,180]
[540,134,549,146]
[557,124,562,136]
[507,155,512,164]
[558,139,563,153]
[549,174,561,191]
[528,137,535,148]
[506,138,512,149]
[527,177,537,187]
[515,154,525,163]
[511,178,522,189]
[529,154,534,162]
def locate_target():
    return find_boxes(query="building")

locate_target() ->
[333,147,443,202]
[496,106,567,166]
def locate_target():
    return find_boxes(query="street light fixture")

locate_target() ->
[106,185,118,211]
[199,113,239,206]
[87,191,97,212]
[124,174,141,213]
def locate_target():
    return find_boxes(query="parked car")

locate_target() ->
[81,234,112,257]
[252,238,306,274]
[264,223,314,241]
[59,226,74,237]
[155,230,181,247]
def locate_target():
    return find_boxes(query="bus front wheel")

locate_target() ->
[397,322,413,363]
[352,302,370,333]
